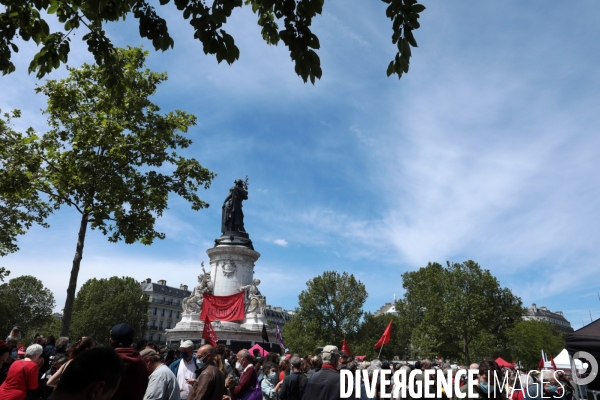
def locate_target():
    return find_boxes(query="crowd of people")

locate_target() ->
[0,324,582,400]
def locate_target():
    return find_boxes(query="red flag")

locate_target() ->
[538,357,544,370]
[341,338,351,356]
[200,292,245,322]
[202,316,218,347]
[374,320,393,348]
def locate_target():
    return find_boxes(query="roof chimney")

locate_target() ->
[532,303,537,313]
[540,306,547,311]
[145,278,151,283]
[157,279,166,286]
[556,311,563,316]
[180,284,188,291]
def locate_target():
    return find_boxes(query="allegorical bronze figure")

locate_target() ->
[221,177,248,234]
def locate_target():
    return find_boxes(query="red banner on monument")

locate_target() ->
[200,292,245,322]
[202,316,218,347]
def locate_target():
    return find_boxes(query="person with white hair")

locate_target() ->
[524,370,563,400]
[0,343,43,399]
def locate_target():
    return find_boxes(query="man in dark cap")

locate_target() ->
[109,323,148,400]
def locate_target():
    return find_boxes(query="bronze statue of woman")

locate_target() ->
[221,178,248,234]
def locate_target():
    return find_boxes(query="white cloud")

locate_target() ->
[273,239,288,247]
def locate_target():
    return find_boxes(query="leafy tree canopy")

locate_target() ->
[0,275,55,340]
[0,109,51,258]
[506,320,565,370]
[397,260,523,365]
[0,0,425,86]
[70,276,149,345]
[283,271,367,356]
[0,47,215,336]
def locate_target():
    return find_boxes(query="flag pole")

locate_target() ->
[378,335,386,359]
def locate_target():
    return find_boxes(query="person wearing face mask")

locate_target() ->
[453,360,502,400]
[524,370,564,400]
[169,341,197,400]
[0,344,42,399]
[188,345,224,400]
[225,349,258,399]
[260,362,279,400]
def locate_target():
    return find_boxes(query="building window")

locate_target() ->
[149,334,153,341]
[158,334,161,342]
[167,322,171,329]
[169,310,173,317]
[176,311,180,318]
[161,309,165,316]
[153,307,157,315]
[151,320,156,328]
[159,321,163,329]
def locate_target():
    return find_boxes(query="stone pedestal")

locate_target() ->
[240,312,268,331]
[206,245,260,296]
[207,245,268,329]
[170,311,203,331]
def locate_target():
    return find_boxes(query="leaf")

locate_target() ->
[411,3,426,13]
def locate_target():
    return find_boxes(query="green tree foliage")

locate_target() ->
[397,261,523,365]
[0,275,55,339]
[0,267,10,281]
[283,271,367,356]
[506,320,564,370]
[37,316,62,339]
[0,110,51,258]
[0,47,214,337]
[0,0,425,85]
[70,276,149,345]
[352,313,410,361]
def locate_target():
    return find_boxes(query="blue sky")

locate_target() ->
[2,1,600,330]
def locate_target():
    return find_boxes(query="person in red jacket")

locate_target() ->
[109,323,148,400]
[0,344,42,400]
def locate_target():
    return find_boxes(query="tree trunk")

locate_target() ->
[60,212,88,337]
[464,337,470,366]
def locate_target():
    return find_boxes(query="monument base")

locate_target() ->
[240,313,269,331]
[165,319,280,353]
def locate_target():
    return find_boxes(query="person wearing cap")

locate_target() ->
[140,348,180,400]
[5,327,20,342]
[109,323,148,400]
[188,344,224,400]
[302,345,341,400]
[169,340,197,399]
